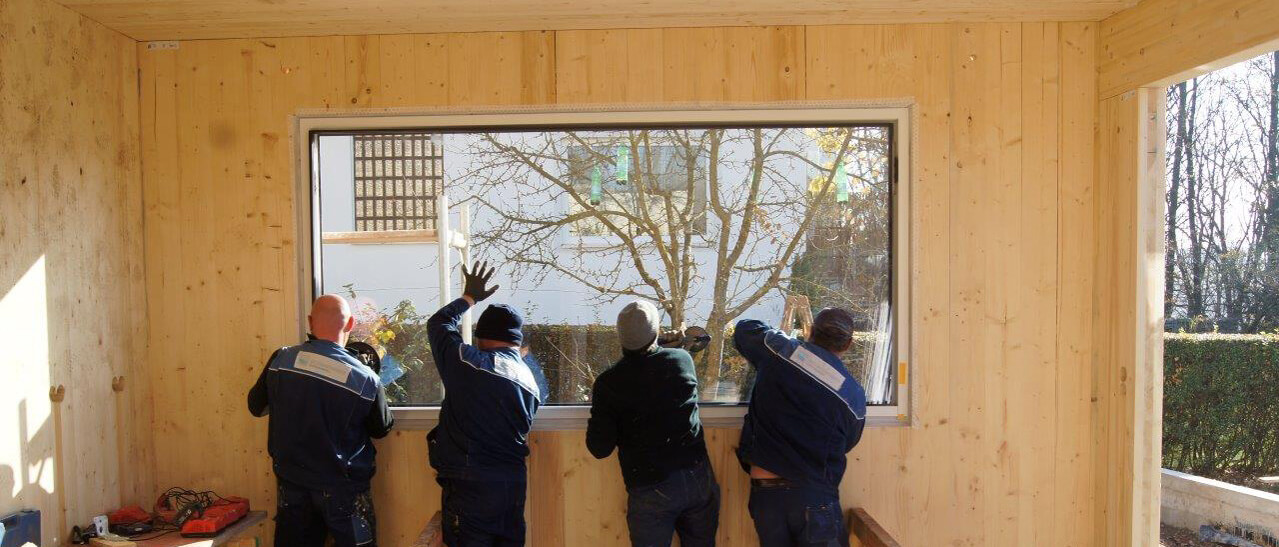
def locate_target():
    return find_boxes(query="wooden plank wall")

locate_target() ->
[1094,91,1139,547]
[1094,83,1166,547]
[0,0,150,544]
[57,1,1139,42]
[138,23,1100,546]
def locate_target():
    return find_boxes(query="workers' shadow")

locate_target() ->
[0,465,12,508]
[1,399,58,544]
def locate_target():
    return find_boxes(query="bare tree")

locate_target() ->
[456,127,890,395]
[1166,51,1279,333]
[1238,51,1279,329]
[1168,82,1189,318]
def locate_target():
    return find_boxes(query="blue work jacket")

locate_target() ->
[248,339,393,493]
[734,319,867,495]
[426,298,546,482]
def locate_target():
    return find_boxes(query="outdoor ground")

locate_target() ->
[1220,471,1279,495]
[1162,524,1214,547]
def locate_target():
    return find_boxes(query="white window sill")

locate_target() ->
[389,405,910,430]
[321,229,437,244]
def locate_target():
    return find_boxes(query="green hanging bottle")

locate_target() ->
[835,162,850,204]
[616,144,630,183]
[590,166,603,206]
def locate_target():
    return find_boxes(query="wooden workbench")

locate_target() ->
[126,511,266,547]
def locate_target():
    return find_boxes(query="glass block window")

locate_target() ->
[353,133,443,231]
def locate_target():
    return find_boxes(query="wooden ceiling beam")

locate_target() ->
[53,0,1138,41]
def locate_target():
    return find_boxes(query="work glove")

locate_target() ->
[461,261,499,303]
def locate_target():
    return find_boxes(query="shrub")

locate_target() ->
[525,324,882,404]
[1163,333,1279,490]
[347,292,442,404]
[346,292,885,406]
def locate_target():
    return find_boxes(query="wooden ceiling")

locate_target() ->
[58,0,1140,41]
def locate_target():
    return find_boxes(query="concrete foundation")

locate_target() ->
[1162,468,1279,543]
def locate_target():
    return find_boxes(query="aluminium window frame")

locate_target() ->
[291,102,915,429]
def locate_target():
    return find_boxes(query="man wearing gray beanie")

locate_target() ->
[586,300,720,547]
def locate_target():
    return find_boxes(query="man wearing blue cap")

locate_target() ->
[426,262,546,547]
[734,307,867,547]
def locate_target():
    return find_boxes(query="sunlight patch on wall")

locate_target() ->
[0,255,55,504]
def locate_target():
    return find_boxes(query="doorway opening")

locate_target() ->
[1159,49,1279,547]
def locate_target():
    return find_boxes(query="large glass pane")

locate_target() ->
[314,124,896,406]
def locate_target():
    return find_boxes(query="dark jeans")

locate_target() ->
[626,458,721,547]
[438,477,527,547]
[275,479,376,547]
[747,479,847,547]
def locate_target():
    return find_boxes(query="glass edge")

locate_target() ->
[388,404,910,431]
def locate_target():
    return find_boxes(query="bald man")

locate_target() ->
[733,308,867,547]
[248,294,394,547]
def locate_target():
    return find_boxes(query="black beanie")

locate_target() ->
[475,303,524,346]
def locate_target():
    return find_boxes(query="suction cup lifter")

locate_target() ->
[344,341,382,375]
[658,326,712,354]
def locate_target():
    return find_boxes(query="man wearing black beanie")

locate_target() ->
[426,262,546,547]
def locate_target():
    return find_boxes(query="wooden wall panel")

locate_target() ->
[139,23,1100,546]
[1056,20,1100,546]
[0,0,147,544]
[1094,87,1166,547]
[555,30,665,104]
[1098,0,1279,98]
[137,31,556,545]
[1095,91,1138,547]
[804,23,1099,546]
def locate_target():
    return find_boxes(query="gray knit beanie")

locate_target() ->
[617,300,660,352]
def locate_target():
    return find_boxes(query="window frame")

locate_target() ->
[292,103,915,429]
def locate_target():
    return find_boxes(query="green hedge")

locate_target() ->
[1163,333,1279,488]
[365,307,882,405]
[524,324,880,404]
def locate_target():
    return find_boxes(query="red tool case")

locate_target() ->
[155,495,250,537]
